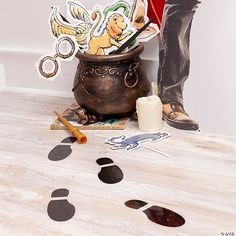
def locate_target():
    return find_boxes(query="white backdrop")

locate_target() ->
[0,0,236,136]
[184,0,236,136]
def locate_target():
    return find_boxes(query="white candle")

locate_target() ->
[136,95,163,131]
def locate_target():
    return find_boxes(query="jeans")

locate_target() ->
[157,0,201,105]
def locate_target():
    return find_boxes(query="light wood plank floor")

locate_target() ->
[0,90,236,236]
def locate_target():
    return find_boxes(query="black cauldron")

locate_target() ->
[73,44,150,117]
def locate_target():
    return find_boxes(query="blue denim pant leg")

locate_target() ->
[157,0,201,105]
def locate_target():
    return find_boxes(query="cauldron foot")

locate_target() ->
[73,106,100,125]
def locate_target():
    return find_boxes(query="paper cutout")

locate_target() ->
[48,0,159,54]
[129,0,159,42]
[87,10,135,55]
[37,35,78,79]
[68,1,91,23]
[98,1,130,32]
[38,0,160,79]
[48,136,77,161]
[47,189,76,222]
[130,0,147,29]
[105,132,170,151]
[137,23,159,42]
[104,1,130,18]
[96,158,124,184]
[50,5,91,47]
[125,200,185,227]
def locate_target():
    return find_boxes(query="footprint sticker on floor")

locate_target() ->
[47,188,76,222]
[96,157,124,184]
[48,137,77,161]
[125,200,185,227]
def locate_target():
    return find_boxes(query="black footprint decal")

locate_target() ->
[96,157,123,184]
[125,200,185,227]
[48,137,77,161]
[47,189,75,222]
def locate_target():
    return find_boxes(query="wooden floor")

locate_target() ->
[0,90,236,236]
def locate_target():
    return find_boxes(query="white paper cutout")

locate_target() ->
[129,0,159,42]
[38,0,160,80]
[50,5,92,50]
[49,0,159,54]
[87,8,136,55]
[37,35,79,80]
[105,132,170,151]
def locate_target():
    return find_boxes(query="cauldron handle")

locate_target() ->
[124,62,140,88]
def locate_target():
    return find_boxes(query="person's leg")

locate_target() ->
[158,0,201,130]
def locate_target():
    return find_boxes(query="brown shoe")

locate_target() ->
[162,102,199,131]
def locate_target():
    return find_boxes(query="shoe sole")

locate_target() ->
[163,114,199,131]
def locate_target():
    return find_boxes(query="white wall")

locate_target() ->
[0,63,6,88]
[0,0,77,95]
[0,0,66,52]
[0,0,236,136]
[0,0,159,94]
[184,0,236,136]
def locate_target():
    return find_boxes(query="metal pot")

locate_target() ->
[73,44,150,117]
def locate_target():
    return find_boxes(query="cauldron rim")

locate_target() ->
[75,43,144,62]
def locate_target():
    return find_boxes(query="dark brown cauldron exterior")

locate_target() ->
[73,44,150,117]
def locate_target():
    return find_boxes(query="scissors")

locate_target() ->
[38,36,76,79]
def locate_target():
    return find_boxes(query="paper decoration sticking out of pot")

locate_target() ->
[37,0,160,80]
[48,0,159,55]
[50,4,92,49]
[86,9,135,55]
[129,0,160,42]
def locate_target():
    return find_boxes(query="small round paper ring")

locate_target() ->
[56,37,75,59]
[38,56,59,79]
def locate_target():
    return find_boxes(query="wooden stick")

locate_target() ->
[142,145,169,158]
[54,111,87,144]
[151,82,158,96]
